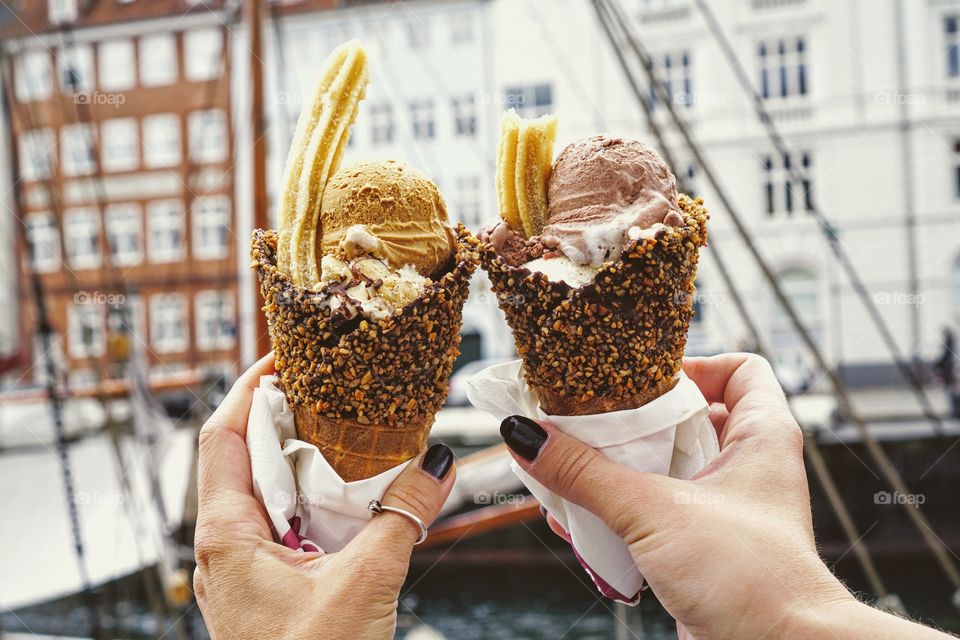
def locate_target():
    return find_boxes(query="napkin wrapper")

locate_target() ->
[246,376,412,554]
[465,360,719,605]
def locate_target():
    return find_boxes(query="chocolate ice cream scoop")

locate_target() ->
[543,135,684,266]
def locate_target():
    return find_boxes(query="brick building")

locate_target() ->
[1,0,240,386]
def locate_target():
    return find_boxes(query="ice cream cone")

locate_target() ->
[479,195,708,416]
[252,225,479,481]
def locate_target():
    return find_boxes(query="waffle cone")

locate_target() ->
[479,195,708,416]
[251,225,479,481]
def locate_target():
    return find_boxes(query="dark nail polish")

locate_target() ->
[539,504,548,519]
[500,415,547,461]
[421,443,454,480]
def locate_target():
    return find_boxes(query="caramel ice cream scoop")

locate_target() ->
[320,159,456,277]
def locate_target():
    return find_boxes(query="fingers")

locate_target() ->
[197,353,276,520]
[683,353,796,446]
[201,352,276,440]
[500,416,674,540]
[347,444,457,565]
[683,353,783,408]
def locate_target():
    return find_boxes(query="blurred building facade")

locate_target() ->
[235,0,516,365]
[490,0,960,387]
[0,0,241,386]
[4,0,959,388]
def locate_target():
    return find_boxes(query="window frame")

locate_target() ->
[147,199,186,263]
[65,206,102,269]
[105,203,143,266]
[149,293,189,354]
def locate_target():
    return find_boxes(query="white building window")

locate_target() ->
[504,84,553,118]
[15,50,53,102]
[99,39,136,91]
[410,99,435,140]
[184,28,223,81]
[192,196,230,259]
[147,199,185,262]
[150,294,188,353]
[139,33,178,86]
[68,304,105,359]
[452,95,477,137]
[770,267,819,385]
[57,44,94,93]
[369,104,394,144]
[454,175,482,228]
[772,268,819,334]
[100,118,139,172]
[953,255,960,325]
[105,203,143,266]
[19,128,56,181]
[649,51,692,109]
[24,213,61,273]
[953,138,960,199]
[759,37,808,99]
[408,20,430,49]
[48,0,78,25]
[947,15,959,79]
[763,152,813,216]
[449,12,473,44]
[61,124,97,176]
[65,207,101,268]
[142,114,181,168]
[188,109,228,163]
[195,291,236,351]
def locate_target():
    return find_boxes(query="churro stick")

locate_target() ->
[276,40,369,286]
[495,110,557,238]
[514,114,557,237]
[496,112,522,233]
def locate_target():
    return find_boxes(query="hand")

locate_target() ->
[194,354,457,640]
[500,353,952,639]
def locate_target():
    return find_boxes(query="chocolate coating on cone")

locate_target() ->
[479,195,708,416]
[251,225,479,481]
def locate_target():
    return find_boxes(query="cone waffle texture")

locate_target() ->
[480,195,708,416]
[251,225,479,481]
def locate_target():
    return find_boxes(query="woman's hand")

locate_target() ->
[194,354,456,640]
[499,353,952,639]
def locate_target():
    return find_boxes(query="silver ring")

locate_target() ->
[368,499,428,545]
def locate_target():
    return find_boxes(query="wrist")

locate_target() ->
[766,558,856,639]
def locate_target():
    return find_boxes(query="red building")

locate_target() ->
[2,0,239,386]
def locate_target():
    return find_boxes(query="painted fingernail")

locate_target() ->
[500,415,547,461]
[539,504,548,518]
[421,443,454,480]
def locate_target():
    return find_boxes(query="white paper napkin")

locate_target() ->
[246,376,412,553]
[465,360,719,604]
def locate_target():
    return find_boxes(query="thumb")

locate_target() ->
[500,415,675,540]
[343,443,456,569]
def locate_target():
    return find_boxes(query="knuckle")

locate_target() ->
[197,423,228,453]
[386,484,434,522]
[192,568,206,602]
[194,529,229,570]
[552,445,597,490]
